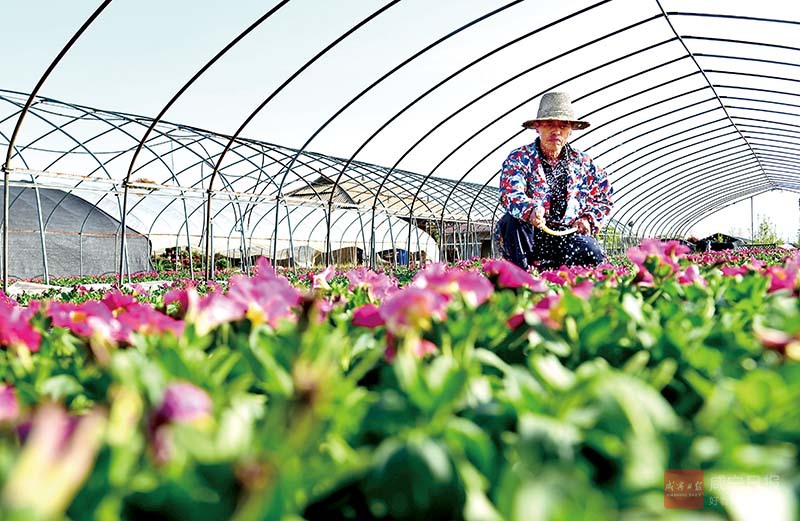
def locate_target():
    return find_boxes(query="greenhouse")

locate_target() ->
[1,2,800,519]
[3,0,799,286]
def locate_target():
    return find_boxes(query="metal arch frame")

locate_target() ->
[630,159,763,238]
[668,184,776,239]
[341,1,633,266]
[2,0,112,291]
[603,77,800,236]
[203,0,401,280]
[263,0,527,264]
[5,2,800,278]
[600,8,800,238]
[119,0,292,281]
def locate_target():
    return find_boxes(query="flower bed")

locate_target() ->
[0,242,798,520]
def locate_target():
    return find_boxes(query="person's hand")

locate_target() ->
[531,206,546,228]
[575,216,592,235]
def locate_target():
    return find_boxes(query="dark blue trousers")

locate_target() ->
[495,212,606,270]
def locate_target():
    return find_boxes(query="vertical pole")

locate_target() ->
[2,164,9,291]
[33,185,49,283]
[750,196,754,242]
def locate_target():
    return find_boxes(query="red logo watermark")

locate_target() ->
[664,469,704,509]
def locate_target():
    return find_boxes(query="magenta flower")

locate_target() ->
[571,279,595,299]
[117,303,185,338]
[2,404,106,518]
[412,263,493,307]
[627,239,689,281]
[193,266,304,331]
[482,259,545,290]
[312,265,336,291]
[163,287,196,319]
[540,270,568,286]
[352,303,385,329]
[0,301,41,352]
[46,301,126,346]
[153,381,212,425]
[191,292,247,335]
[149,381,212,465]
[346,267,399,301]
[532,294,563,329]
[677,264,707,286]
[0,384,19,423]
[765,265,797,294]
[379,286,448,335]
[101,288,138,314]
[721,265,749,277]
[506,312,525,330]
[0,290,18,307]
[384,333,438,362]
[413,338,438,358]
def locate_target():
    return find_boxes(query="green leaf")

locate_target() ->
[39,374,83,401]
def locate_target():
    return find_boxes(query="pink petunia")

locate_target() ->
[47,301,123,341]
[153,381,212,425]
[117,303,185,338]
[412,263,493,307]
[532,294,563,330]
[765,265,797,294]
[101,289,139,315]
[506,312,526,330]
[379,286,449,335]
[571,279,595,299]
[482,259,546,290]
[345,267,399,301]
[0,301,41,352]
[677,265,707,286]
[312,265,336,291]
[0,384,20,423]
[627,239,689,281]
[721,265,749,277]
[352,303,385,329]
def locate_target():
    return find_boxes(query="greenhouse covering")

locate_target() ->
[2,0,799,285]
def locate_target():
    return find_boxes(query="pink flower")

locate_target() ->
[149,381,212,465]
[571,280,595,299]
[532,294,563,329]
[379,286,448,335]
[117,303,185,338]
[721,265,749,276]
[101,289,138,314]
[312,266,336,291]
[482,259,545,290]
[412,263,493,307]
[199,265,304,330]
[506,312,525,330]
[413,338,438,358]
[0,301,41,352]
[346,267,399,301]
[352,304,385,329]
[0,384,19,423]
[0,290,18,307]
[627,239,689,282]
[677,265,706,286]
[765,265,797,294]
[384,333,438,362]
[153,382,212,425]
[540,270,568,286]
[46,301,123,342]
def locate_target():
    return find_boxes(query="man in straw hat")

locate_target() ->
[495,91,613,270]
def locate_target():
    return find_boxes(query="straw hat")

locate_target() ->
[522,92,589,130]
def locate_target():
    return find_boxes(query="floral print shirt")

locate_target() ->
[498,139,613,233]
